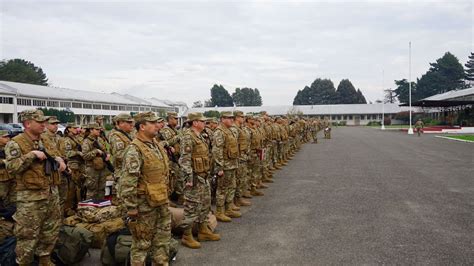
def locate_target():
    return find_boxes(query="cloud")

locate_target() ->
[1,0,472,105]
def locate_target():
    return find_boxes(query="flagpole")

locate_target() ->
[381,69,385,130]
[408,41,414,134]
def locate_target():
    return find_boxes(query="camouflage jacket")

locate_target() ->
[81,135,104,163]
[212,125,239,172]
[160,126,180,157]
[179,128,209,183]
[108,128,133,171]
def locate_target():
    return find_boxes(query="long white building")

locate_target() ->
[0,80,187,124]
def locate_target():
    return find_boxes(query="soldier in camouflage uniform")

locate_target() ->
[212,111,241,222]
[5,109,66,265]
[119,112,171,265]
[160,112,183,202]
[245,115,265,197]
[178,112,220,249]
[108,113,134,199]
[82,123,111,200]
[0,130,15,205]
[231,110,252,208]
[62,123,85,211]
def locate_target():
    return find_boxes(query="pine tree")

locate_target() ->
[465,52,474,81]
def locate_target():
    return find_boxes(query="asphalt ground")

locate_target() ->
[86,127,474,265]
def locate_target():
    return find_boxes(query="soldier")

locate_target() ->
[62,123,85,213]
[178,112,221,249]
[160,112,183,203]
[0,130,15,205]
[323,117,331,139]
[95,115,109,144]
[5,109,66,265]
[212,111,241,222]
[82,123,111,200]
[231,110,252,208]
[246,115,265,197]
[119,111,171,265]
[415,118,424,137]
[108,113,134,198]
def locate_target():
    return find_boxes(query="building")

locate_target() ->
[0,80,185,124]
[185,104,415,126]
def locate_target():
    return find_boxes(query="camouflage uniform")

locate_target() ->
[246,116,265,196]
[120,112,171,264]
[62,125,85,208]
[212,112,240,218]
[160,120,183,197]
[230,111,251,202]
[0,131,15,205]
[5,110,61,265]
[82,123,110,200]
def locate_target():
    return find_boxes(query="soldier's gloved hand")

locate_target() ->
[31,150,46,160]
[127,209,138,219]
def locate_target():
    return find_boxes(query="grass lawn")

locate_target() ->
[443,135,474,142]
[368,125,410,128]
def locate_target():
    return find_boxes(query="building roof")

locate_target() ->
[400,87,474,107]
[423,87,474,101]
[185,103,410,117]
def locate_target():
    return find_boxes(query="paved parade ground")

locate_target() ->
[174,127,473,265]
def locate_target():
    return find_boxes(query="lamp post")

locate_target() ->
[381,69,385,130]
[408,41,414,134]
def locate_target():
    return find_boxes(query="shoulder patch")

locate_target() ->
[9,148,18,157]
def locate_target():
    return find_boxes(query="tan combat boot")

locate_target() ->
[258,182,269,189]
[225,205,242,218]
[263,177,274,183]
[237,197,251,206]
[215,207,232,222]
[242,190,253,198]
[181,228,201,249]
[229,202,240,211]
[197,222,221,241]
[250,187,264,196]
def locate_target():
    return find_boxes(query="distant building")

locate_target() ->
[0,80,186,124]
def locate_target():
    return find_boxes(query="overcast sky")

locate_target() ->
[0,0,472,106]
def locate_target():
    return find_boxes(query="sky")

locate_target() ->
[0,0,472,106]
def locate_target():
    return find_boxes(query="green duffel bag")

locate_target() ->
[52,225,94,266]
[101,228,178,265]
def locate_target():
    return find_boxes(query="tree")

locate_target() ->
[416,52,466,100]
[203,110,220,118]
[394,79,417,104]
[38,108,75,123]
[356,89,367,104]
[335,79,359,104]
[0,59,48,85]
[293,78,337,105]
[465,52,474,82]
[204,99,213,107]
[384,88,396,103]
[192,101,203,108]
[209,84,233,107]
[232,87,262,106]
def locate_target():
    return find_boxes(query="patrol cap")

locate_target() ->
[66,122,80,128]
[220,111,234,118]
[88,123,102,130]
[206,117,218,123]
[95,115,104,121]
[19,109,49,122]
[187,112,206,122]
[245,114,255,120]
[115,113,134,122]
[166,112,178,119]
[134,111,159,123]
[233,110,244,117]
[47,116,60,124]
[157,117,165,123]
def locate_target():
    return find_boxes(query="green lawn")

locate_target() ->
[444,135,474,142]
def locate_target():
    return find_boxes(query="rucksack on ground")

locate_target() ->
[52,225,94,266]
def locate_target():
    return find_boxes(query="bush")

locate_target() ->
[367,121,381,126]
[104,123,114,131]
[338,121,347,126]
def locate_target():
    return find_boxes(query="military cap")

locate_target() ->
[134,111,159,123]
[47,116,60,124]
[88,123,102,130]
[19,109,49,122]
[0,130,10,137]
[114,113,134,122]
[260,111,267,115]
[166,111,178,119]
[95,115,104,121]
[206,117,218,123]
[187,112,206,122]
[220,111,234,118]
[233,110,245,117]
[66,122,80,128]
[157,117,165,122]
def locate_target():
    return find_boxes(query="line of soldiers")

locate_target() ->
[0,108,330,266]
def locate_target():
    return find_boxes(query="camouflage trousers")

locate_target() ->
[14,188,61,264]
[272,141,278,164]
[0,179,16,205]
[130,199,171,265]
[169,162,185,196]
[179,175,211,230]
[235,161,249,198]
[84,166,109,200]
[248,153,262,189]
[216,169,236,208]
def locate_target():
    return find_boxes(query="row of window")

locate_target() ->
[13,97,168,112]
[315,114,384,120]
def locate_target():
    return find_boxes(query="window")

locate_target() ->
[60,101,71,108]
[72,102,82,108]
[139,107,145,111]
[102,105,110,110]
[337,115,342,120]
[47,101,59,107]
[349,115,353,120]
[93,104,102,109]
[126,106,133,111]
[343,115,347,120]
[133,106,139,111]
[111,105,118,110]
[119,106,126,111]
[32,100,46,106]
[83,103,92,109]
[17,98,32,106]
[0,97,13,104]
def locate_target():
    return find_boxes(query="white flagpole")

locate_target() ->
[408,41,414,134]
[381,69,385,130]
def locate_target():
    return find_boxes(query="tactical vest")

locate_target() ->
[0,148,11,182]
[109,130,132,168]
[13,133,60,191]
[189,131,210,174]
[236,126,249,155]
[217,126,239,160]
[41,132,61,157]
[132,138,169,206]
[249,127,262,150]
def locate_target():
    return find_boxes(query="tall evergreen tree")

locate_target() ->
[465,52,474,81]
[356,89,367,104]
[335,79,359,104]
[293,78,337,105]
[0,59,49,85]
[209,84,233,107]
[394,79,417,104]
[232,87,262,106]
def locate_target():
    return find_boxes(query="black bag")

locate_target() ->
[51,225,93,266]
[0,236,16,266]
